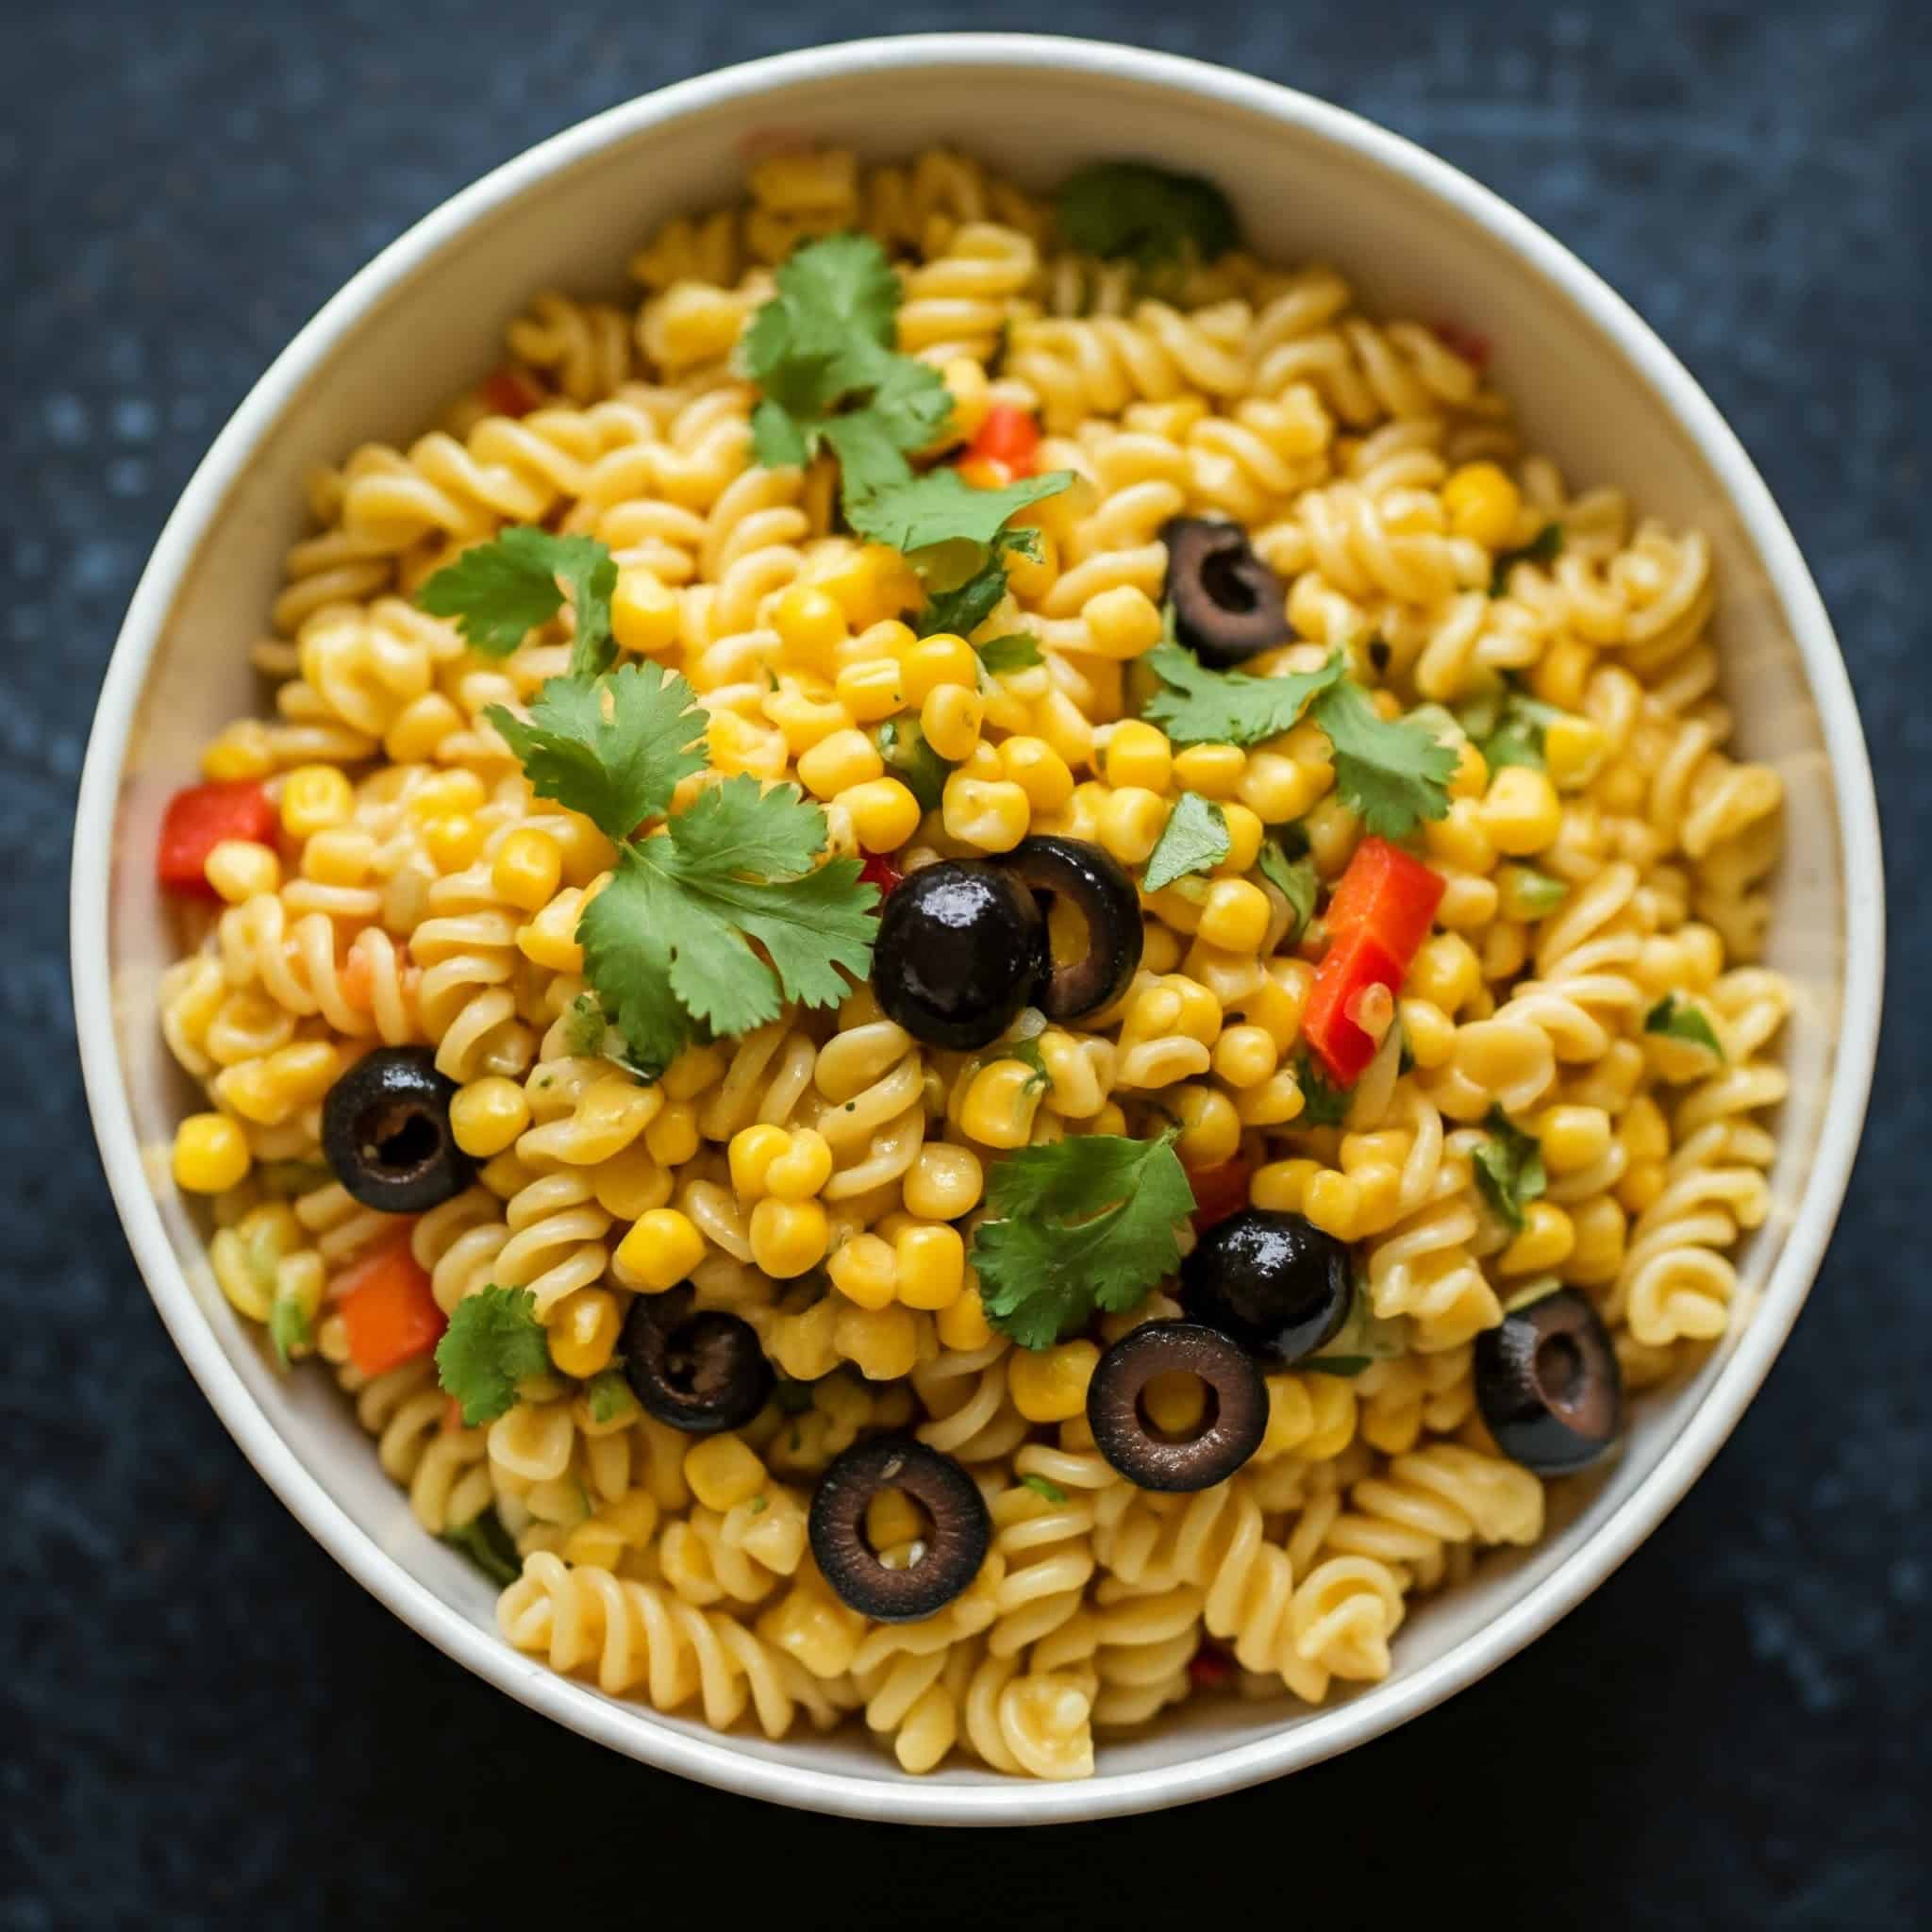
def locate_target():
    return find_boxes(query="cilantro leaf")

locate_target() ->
[1141,639,1343,748]
[1019,1474,1069,1505]
[486,660,707,842]
[971,1131,1194,1349]
[976,633,1042,674]
[1308,677,1457,839]
[1294,1052,1352,1126]
[1056,161,1241,270]
[1502,865,1570,919]
[844,465,1072,561]
[563,992,607,1058]
[1257,835,1318,944]
[420,527,617,673]
[774,1376,816,1416]
[268,1294,310,1372]
[443,1508,522,1587]
[877,715,954,811]
[1474,690,1564,774]
[580,778,876,1077]
[436,1286,551,1426]
[1490,522,1564,597]
[1471,1106,1547,1232]
[914,543,1010,640]
[585,1370,636,1425]
[1142,791,1230,892]
[1644,994,1725,1059]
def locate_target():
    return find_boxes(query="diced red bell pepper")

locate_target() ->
[156,780,276,897]
[1301,926,1406,1087]
[859,854,905,903]
[332,1228,442,1377]
[1189,1644,1235,1690]
[1188,1158,1252,1233]
[477,364,545,419]
[958,404,1041,483]
[1323,837,1445,964]
[1433,319,1492,370]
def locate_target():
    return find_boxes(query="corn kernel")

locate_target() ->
[1079,585,1164,659]
[450,1075,531,1158]
[1303,1169,1362,1241]
[921,684,984,762]
[989,737,1068,814]
[662,1044,725,1102]
[892,1224,965,1310]
[797,727,883,801]
[1008,1341,1100,1423]
[942,774,1030,853]
[832,777,918,855]
[1478,765,1563,856]
[865,1486,925,1553]
[1173,1085,1241,1168]
[1441,461,1522,549]
[1142,1370,1208,1437]
[548,1287,622,1378]
[1499,1200,1576,1274]
[423,812,486,872]
[1566,1194,1627,1286]
[614,1207,706,1291]
[1212,1023,1280,1089]
[1538,1105,1613,1175]
[728,1123,791,1201]
[204,840,280,903]
[767,1128,833,1201]
[750,1197,830,1278]
[1197,878,1272,953]
[959,1059,1048,1149]
[172,1112,251,1193]
[835,656,907,724]
[835,1300,921,1381]
[279,764,353,838]
[1238,751,1319,824]
[829,1233,899,1309]
[936,1282,993,1350]
[1031,687,1096,769]
[901,635,978,705]
[1531,639,1595,712]
[611,567,681,655]
[773,584,848,672]
[904,1143,984,1221]
[685,1435,767,1511]
[1102,721,1173,793]
[1252,1157,1318,1213]
[1544,714,1609,791]
[821,546,924,628]
[1096,787,1168,865]
[1424,798,1497,874]
[408,769,487,823]
[1618,1162,1666,1216]
[1172,742,1246,799]
[642,1100,699,1168]
[1408,933,1482,1013]
[200,721,275,783]
[1215,803,1264,875]
[300,825,374,888]
[491,829,562,911]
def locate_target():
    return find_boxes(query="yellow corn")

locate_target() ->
[1212,1024,1280,1090]
[643,1100,700,1168]
[1544,714,1609,791]
[1441,461,1522,548]
[835,656,907,724]
[901,635,978,705]
[837,776,922,853]
[1102,720,1173,793]
[797,727,882,800]
[1538,1105,1613,1175]
[491,829,563,911]
[450,1075,531,1158]
[203,840,280,903]
[611,568,682,655]
[685,1435,767,1511]
[1172,742,1246,799]
[200,721,275,782]
[613,1207,706,1292]
[1479,766,1563,855]
[959,1059,1047,1149]
[548,1287,622,1378]
[773,584,848,674]
[1499,1201,1576,1274]
[279,764,353,838]
[894,1224,965,1310]
[728,1123,791,1201]
[1142,1370,1208,1437]
[1079,585,1164,659]
[903,1143,984,1220]
[942,774,1030,853]
[921,684,984,762]
[172,1112,251,1193]
[750,1197,830,1278]
[829,1233,898,1309]
[1197,878,1272,953]
[936,1282,994,1350]
[1172,1084,1241,1167]
[1096,787,1168,865]
[1008,1342,1100,1423]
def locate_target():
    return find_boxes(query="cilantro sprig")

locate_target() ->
[443,1508,523,1586]
[1471,1106,1547,1232]
[1645,994,1725,1059]
[1056,161,1241,273]
[436,1285,552,1426]
[420,530,879,1074]
[1257,833,1318,945]
[1490,522,1563,597]
[970,1131,1194,1349]
[1142,791,1230,892]
[1294,1052,1352,1127]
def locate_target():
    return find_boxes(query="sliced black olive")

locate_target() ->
[620,1286,773,1436]
[1475,1288,1624,1474]
[1180,1208,1353,1367]
[1087,1322,1267,1491]
[808,1436,991,1622]
[1161,515,1291,668]
[321,1045,475,1212]
[995,835,1144,1023]
[871,858,1045,1050]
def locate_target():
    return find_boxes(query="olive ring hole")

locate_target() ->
[1200,544,1260,613]
[360,1101,442,1175]
[1135,1369,1219,1445]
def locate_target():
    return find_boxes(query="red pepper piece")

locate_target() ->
[1323,837,1445,965]
[332,1229,442,1377]
[1189,1644,1236,1690]
[1187,1158,1252,1233]
[959,404,1041,481]
[477,364,545,418]
[1301,926,1406,1087]
[859,854,905,903]
[156,780,276,897]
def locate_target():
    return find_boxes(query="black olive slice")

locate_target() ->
[1475,1288,1624,1474]
[1087,1322,1267,1491]
[871,859,1045,1050]
[620,1287,773,1437]
[1180,1208,1353,1367]
[1161,515,1292,668]
[808,1437,991,1622]
[995,835,1144,1023]
[321,1045,475,1213]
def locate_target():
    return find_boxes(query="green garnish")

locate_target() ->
[971,1131,1194,1349]
[563,992,608,1058]
[912,528,1034,641]
[1019,1474,1069,1505]
[1294,1052,1352,1127]
[1490,522,1564,597]
[1142,791,1230,892]
[258,1158,334,1198]
[585,1370,635,1425]
[1471,1106,1547,1232]
[443,1508,523,1587]
[435,1285,552,1426]
[1644,994,1725,1058]
[1257,836,1319,945]
[1468,688,1564,773]
[1141,635,1341,748]
[268,1295,311,1372]
[975,633,1043,675]
[1055,160,1241,271]
[1503,865,1570,918]
[421,526,616,669]
[877,714,955,812]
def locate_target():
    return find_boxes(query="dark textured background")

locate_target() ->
[8,2,1927,1924]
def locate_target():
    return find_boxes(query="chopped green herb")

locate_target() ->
[749,1494,769,1514]
[1141,633,1341,748]
[563,992,608,1059]
[1473,691,1564,774]
[975,632,1043,675]
[435,1285,552,1426]
[1312,675,1458,840]
[1503,865,1570,918]
[585,1370,635,1425]
[267,1295,310,1372]
[1294,1052,1352,1127]
[1301,1355,1372,1377]
[774,1376,816,1416]
[1142,791,1230,892]
[1472,1105,1547,1232]
[1644,994,1725,1058]
[1003,1035,1052,1093]
[1056,161,1241,271]
[1490,522,1564,597]
[972,1131,1195,1349]
[1019,1474,1069,1505]
[421,526,617,674]
[1257,836,1318,944]
[877,714,955,812]
[913,528,1036,641]
[443,1508,522,1587]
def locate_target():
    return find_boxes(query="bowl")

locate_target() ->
[70,32,1884,1824]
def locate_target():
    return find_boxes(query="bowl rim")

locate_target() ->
[71,31,1885,1826]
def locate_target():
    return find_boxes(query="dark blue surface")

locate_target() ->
[7,3,1927,1924]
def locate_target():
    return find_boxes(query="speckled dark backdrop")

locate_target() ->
[7,1,1926,1924]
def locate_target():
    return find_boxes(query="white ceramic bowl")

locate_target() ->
[72,33,1884,1824]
